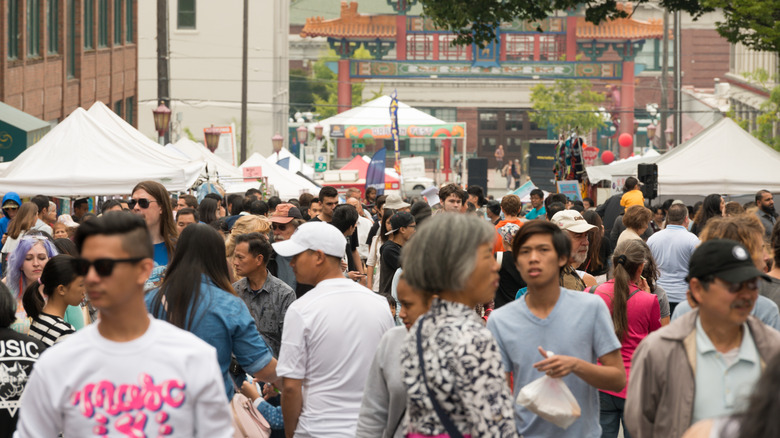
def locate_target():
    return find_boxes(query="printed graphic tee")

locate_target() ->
[0,328,46,438]
[14,317,233,438]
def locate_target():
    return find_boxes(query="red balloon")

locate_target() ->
[601,150,615,165]
[618,133,633,148]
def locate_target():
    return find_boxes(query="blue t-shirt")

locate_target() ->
[486,288,621,438]
[525,206,546,220]
[147,242,169,289]
[145,275,274,399]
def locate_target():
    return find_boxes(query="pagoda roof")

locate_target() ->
[576,4,667,40]
[300,2,396,40]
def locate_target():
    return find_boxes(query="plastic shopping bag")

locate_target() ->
[516,352,581,430]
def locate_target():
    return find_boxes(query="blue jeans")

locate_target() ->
[599,391,630,438]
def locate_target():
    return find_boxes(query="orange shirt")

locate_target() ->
[493,219,524,253]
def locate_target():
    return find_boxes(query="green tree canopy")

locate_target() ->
[530,79,606,136]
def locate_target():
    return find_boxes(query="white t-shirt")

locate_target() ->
[355,216,373,261]
[277,277,395,437]
[14,317,233,438]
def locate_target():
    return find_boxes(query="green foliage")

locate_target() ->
[418,0,712,47]
[311,49,366,119]
[183,127,196,142]
[728,69,780,150]
[703,0,780,54]
[529,79,606,136]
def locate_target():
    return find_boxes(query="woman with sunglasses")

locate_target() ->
[146,223,277,401]
[23,255,84,346]
[130,181,177,288]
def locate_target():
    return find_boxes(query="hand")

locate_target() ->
[262,383,278,400]
[340,260,348,271]
[240,380,260,402]
[1,234,6,245]
[638,276,650,293]
[347,271,366,284]
[533,346,581,378]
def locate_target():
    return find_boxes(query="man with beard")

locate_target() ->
[755,190,777,240]
[551,210,597,291]
[626,239,780,438]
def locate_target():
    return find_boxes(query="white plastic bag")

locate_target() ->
[516,352,582,430]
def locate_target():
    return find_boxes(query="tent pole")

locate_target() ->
[462,124,467,187]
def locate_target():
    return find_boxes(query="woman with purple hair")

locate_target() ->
[3,234,84,334]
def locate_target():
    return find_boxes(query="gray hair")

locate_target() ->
[401,213,496,294]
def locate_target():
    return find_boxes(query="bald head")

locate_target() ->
[346,197,363,215]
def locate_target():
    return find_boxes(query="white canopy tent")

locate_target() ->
[655,118,780,195]
[167,138,244,180]
[0,108,203,196]
[267,147,315,179]
[239,153,319,200]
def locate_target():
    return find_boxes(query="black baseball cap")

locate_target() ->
[687,239,771,284]
[385,212,415,235]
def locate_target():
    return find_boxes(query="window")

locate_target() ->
[479,112,498,131]
[505,111,524,131]
[539,35,562,61]
[125,0,132,42]
[8,0,20,59]
[114,0,122,44]
[438,35,468,61]
[125,96,134,125]
[98,0,107,46]
[84,0,93,49]
[47,0,58,53]
[114,100,123,117]
[67,0,75,75]
[505,35,534,61]
[406,34,433,60]
[27,0,40,57]
[177,0,195,29]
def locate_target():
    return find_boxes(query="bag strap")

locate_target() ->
[416,316,464,438]
[627,288,641,301]
[230,397,250,437]
[496,251,504,266]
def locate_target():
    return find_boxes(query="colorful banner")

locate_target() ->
[276,157,290,170]
[329,123,465,140]
[366,147,387,196]
[352,60,622,80]
[390,90,401,174]
[557,180,583,201]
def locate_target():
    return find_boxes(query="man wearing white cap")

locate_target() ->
[273,222,395,437]
[551,210,598,291]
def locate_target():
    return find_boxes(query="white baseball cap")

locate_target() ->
[272,222,346,258]
[552,210,597,233]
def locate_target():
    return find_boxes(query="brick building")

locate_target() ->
[0,0,137,136]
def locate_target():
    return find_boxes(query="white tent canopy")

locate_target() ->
[167,138,244,180]
[586,149,661,184]
[267,147,315,179]
[239,153,319,200]
[655,118,780,195]
[0,108,204,196]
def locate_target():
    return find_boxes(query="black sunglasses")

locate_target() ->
[272,223,288,231]
[72,257,145,277]
[128,198,157,209]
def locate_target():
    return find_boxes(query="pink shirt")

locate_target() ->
[594,280,661,399]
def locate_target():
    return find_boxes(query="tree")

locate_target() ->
[310,47,371,119]
[704,0,780,55]
[529,79,606,136]
[728,69,780,150]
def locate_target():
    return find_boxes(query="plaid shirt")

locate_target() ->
[233,271,296,357]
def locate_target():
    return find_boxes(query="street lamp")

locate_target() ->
[314,123,323,140]
[204,125,221,153]
[665,126,674,148]
[152,101,172,145]
[271,133,284,157]
[646,123,657,149]
[296,125,308,164]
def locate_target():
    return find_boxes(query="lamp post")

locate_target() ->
[152,101,172,145]
[204,125,221,153]
[296,125,308,166]
[646,123,657,150]
[271,133,284,159]
[665,126,674,149]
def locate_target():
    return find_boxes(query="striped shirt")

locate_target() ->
[29,313,75,347]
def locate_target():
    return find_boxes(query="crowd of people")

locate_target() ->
[1,177,780,438]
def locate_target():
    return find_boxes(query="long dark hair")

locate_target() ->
[22,255,80,321]
[198,198,219,225]
[580,210,605,273]
[693,194,723,231]
[609,240,646,341]
[380,208,395,243]
[133,181,177,257]
[148,223,234,331]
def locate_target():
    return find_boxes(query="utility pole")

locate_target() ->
[673,11,682,146]
[660,9,669,151]
[240,0,248,163]
[156,0,170,144]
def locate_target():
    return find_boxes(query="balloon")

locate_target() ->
[601,150,615,165]
[618,133,633,148]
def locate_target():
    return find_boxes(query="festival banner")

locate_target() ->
[366,147,387,196]
[390,90,401,173]
[557,180,583,201]
[276,157,290,170]
[336,123,466,140]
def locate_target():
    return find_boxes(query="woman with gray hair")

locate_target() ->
[399,213,517,437]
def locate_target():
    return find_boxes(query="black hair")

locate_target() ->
[235,232,272,262]
[198,198,219,225]
[756,189,772,204]
[530,188,544,199]
[100,199,123,213]
[512,220,571,267]
[0,281,16,328]
[148,223,234,331]
[245,188,262,198]
[318,186,339,202]
[550,193,568,205]
[466,185,486,207]
[386,294,396,310]
[268,196,282,211]
[30,195,50,214]
[23,255,81,321]
[546,202,565,220]
[180,194,199,209]
[249,200,269,216]
[623,176,639,192]
[583,197,594,207]
[177,207,200,223]
[54,238,78,256]
[75,211,153,259]
[227,194,244,215]
[332,204,359,234]
[486,200,502,216]
[204,193,223,203]
[365,187,377,199]
[73,198,89,209]
[210,217,230,235]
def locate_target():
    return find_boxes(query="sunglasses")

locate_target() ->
[272,223,288,231]
[71,257,145,277]
[718,278,760,293]
[3,206,18,211]
[128,198,157,209]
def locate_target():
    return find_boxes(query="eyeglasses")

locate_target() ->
[128,198,157,209]
[272,223,288,231]
[71,257,145,277]
[718,278,760,293]
[3,206,18,211]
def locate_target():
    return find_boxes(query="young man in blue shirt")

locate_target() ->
[524,189,546,220]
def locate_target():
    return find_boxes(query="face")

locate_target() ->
[290,250,320,286]
[3,204,18,219]
[468,194,479,209]
[46,208,57,223]
[366,190,376,203]
[176,213,197,235]
[515,233,568,290]
[399,222,416,241]
[443,194,463,213]
[321,196,338,218]
[460,243,500,306]
[530,194,543,209]
[131,188,162,230]
[309,201,322,218]
[583,199,592,210]
[567,230,590,265]
[61,276,86,306]
[397,278,431,330]
[53,224,69,239]
[80,234,151,313]
[22,243,49,282]
[216,202,226,219]
[272,221,296,242]
[760,193,774,211]
[346,198,363,215]
[654,209,665,224]
[176,198,188,211]
[233,242,263,277]
[692,276,759,327]
[720,197,726,215]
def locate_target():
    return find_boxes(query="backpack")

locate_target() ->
[231,392,271,438]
